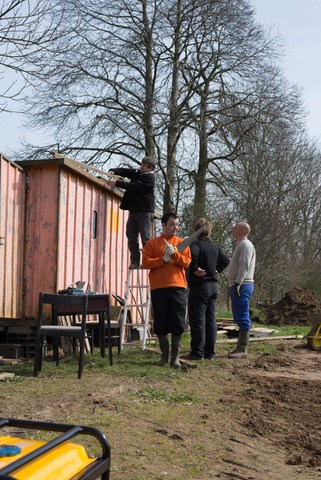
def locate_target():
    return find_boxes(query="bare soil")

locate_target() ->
[260,287,321,325]
[0,339,321,480]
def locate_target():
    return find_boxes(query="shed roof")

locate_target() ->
[17,156,124,199]
[17,155,162,219]
[0,153,25,172]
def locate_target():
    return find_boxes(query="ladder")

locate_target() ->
[120,268,153,350]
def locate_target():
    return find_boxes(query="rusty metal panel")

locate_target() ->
[23,166,59,318]
[18,157,150,322]
[0,155,25,318]
[55,168,150,324]
[56,169,131,298]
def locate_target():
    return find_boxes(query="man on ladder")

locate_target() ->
[105,156,155,269]
[142,212,192,368]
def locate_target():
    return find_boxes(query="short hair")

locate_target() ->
[236,222,251,235]
[194,218,212,238]
[142,156,156,170]
[161,212,177,224]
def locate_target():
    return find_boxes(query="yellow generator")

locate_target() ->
[0,418,110,480]
[307,314,321,351]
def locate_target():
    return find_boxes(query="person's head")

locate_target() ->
[232,222,250,242]
[194,218,212,238]
[140,156,156,172]
[162,212,179,237]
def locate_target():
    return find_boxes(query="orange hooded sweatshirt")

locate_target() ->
[142,234,191,290]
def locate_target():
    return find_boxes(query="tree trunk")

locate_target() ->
[163,0,182,213]
[193,89,208,219]
[142,0,155,157]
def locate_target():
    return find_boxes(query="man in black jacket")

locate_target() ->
[186,218,230,360]
[106,156,155,269]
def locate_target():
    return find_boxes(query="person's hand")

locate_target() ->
[194,268,206,277]
[105,180,117,187]
[163,239,177,262]
[232,283,241,297]
[164,239,176,256]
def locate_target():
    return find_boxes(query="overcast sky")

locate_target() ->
[1,0,321,156]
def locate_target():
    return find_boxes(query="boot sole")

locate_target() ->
[228,353,247,358]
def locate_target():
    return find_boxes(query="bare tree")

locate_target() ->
[217,88,321,300]
[18,0,163,165]
[175,0,286,219]
[0,0,56,113]
[18,2,281,199]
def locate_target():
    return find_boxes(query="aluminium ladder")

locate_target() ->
[120,267,153,350]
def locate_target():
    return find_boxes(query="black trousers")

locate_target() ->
[188,282,218,358]
[126,212,153,262]
[151,287,187,336]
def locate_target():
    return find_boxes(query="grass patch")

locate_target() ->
[0,348,187,383]
[251,323,308,337]
[2,325,307,381]
[216,310,233,318]
[250,342,279,355]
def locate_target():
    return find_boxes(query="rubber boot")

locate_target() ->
[171,335,182,368]
[156,335,170,366]
[228,330,249,358]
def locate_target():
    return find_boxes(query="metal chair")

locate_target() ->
[33,293,89,379]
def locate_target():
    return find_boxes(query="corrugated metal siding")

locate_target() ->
[6,157,150,322]
[23,166,59,318]
[0,155,25,318]
[56,168,130,297]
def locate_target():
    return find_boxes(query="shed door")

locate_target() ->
[0,155,26,319]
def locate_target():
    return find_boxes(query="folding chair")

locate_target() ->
[33,293,89,379]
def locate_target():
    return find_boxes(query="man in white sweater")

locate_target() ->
[227,222,256,358]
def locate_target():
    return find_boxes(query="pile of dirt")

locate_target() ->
[261,287,321,325]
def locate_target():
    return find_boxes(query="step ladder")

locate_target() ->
[120,268,153,350]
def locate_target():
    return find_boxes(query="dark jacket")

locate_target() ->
[188,238,230,288]
[113,168,155,213]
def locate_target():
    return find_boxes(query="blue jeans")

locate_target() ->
[229,283,254,331]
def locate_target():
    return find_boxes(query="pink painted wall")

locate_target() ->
[23,164,60,318]
[0,155,26,319]
[18,157,149,320]
[56,165,130,300]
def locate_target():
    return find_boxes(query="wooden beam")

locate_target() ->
[217,335,304,344]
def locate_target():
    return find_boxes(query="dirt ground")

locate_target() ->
[1,337,320,480]
[259,287,321,325]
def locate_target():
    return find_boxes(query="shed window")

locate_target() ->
[92,210,97,239]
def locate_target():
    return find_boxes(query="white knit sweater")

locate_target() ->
[227,239,256,286]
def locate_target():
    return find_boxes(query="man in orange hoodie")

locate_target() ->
[142,212,191,368]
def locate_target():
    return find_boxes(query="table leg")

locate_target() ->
[99,313,105,359]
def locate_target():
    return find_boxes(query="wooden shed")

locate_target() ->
[0,155,26,320]
[0,154,149,325]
